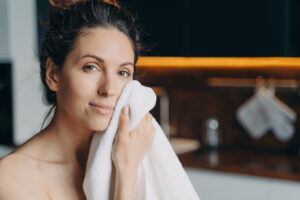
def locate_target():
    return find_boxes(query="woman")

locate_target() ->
[0,0,156,199]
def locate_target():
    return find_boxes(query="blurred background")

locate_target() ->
[1,0,300,199]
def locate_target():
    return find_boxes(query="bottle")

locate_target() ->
[202,116,221,150]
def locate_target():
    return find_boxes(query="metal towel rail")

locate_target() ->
[206,76,299,90]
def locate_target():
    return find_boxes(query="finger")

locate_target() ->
[143,113,151,123]
[146,113,151,119]
[117,106,131,140]
[146,114,153,128]
[133,113,150,132]
[148,113,153,122]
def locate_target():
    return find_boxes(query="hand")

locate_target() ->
[112,106,156,171]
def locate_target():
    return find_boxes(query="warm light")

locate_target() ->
[136,57,300,69]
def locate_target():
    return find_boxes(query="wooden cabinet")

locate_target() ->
[37,0,300,56]
[123,0,300,57]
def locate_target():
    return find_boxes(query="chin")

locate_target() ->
[87,117,111,132]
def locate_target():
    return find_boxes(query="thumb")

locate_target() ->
[117,106,131,139]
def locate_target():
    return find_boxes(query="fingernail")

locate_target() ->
[122,106,129,115]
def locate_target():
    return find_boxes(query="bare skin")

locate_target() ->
[0,27,156,200]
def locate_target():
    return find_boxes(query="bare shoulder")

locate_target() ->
[0,154,20,199]
[0,151,50,200]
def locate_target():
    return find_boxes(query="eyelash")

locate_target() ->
[83,65,98,72]
[82,65,131,78]
[119,70,131,78]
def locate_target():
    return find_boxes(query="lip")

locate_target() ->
[90,103,114,115]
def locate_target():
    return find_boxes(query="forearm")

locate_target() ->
[114,165,138,200]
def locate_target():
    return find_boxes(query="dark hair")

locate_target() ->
[39,0,146,129]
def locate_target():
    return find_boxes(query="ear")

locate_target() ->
[45,58,60,92]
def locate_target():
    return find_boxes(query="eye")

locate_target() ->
[82,65,98,72]
[119,70,130,78]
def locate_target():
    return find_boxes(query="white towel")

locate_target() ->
[83,80,200,200]
[236,86,296,141]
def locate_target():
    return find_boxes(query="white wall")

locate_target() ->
[6,0,50,145]
[185,168,300,200]
[0,0,10,60]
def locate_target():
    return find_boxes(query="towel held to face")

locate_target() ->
[83,80,200,200]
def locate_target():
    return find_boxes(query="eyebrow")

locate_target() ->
[82,54,134,67]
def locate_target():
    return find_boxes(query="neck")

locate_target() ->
[42,106,97,170]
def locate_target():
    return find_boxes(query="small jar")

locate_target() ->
[202,116,221,150]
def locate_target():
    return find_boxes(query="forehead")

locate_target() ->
[71,27,135,64]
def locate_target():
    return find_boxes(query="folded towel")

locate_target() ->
[83,80,200,200]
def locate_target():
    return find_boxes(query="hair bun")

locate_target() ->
[49,0,120,9]
[103,0,120,8]
[48,0,85,9]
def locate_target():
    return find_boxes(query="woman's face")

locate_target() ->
[55,27,134,131]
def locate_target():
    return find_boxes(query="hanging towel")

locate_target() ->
[236,85,296,141]
[83,80,200,200]
[236,86,271,139]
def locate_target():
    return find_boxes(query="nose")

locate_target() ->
[97,73,116,97]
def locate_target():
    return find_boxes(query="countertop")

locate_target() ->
[178,148,300,182]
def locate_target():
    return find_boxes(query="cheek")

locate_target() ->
[115,79,131,100]
[58,73,97,110]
